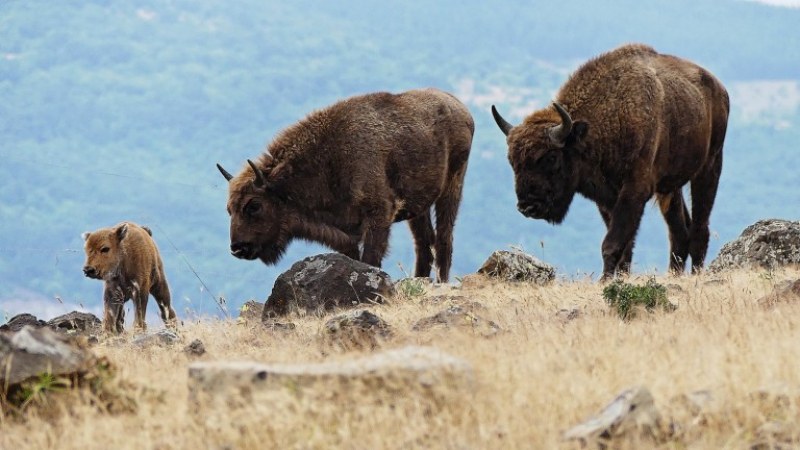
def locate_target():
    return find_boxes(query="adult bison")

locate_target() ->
[491,44,729,278]
[217,88,474,282]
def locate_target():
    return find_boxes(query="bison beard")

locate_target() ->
[492,44,728,279]
[217,88,474,283]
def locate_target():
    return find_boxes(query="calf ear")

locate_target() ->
[566,121,589,147]
[116,223,129,241]
[81,232,91,241]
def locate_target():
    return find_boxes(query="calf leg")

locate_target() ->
[132,280,149,332]
[151,276,177,328]
[103,283,126,334]
[657,190,692,274]
[408,212,435,278]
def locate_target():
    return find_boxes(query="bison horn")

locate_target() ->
[491,105,514,136]
[216,163,234,182]
[247,159,267,188]
[549,102,573,144]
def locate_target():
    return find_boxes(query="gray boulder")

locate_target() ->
[264,253,395,319]
[132,329,181,348]
[710,219,800,271]
[478,249,555,284]
[0,325,96,386]
[412,303,501,337]
[0,313,48,332]
[564,386,663,445]
[47,311,102,334]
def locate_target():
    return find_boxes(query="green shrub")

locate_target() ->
[602,277,676,320]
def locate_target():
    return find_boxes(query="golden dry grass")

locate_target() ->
[2,267,800,449]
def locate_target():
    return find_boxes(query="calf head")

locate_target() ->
[217,157,292,265]
[82,223,129,280]
[492,103,588,224]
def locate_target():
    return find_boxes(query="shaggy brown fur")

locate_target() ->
[82,222,177,333]
[217,88,474,282]
[492,44,729,278]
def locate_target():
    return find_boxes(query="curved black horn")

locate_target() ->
[216,163,234,182]
[247,159,266,188]
[491,105,514,136]
[549,102,573,143]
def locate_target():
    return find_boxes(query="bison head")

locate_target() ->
[492,102,588,224]
[82,223,129,280]
[217,157,292,265]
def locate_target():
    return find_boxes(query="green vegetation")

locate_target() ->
[602,277,676,320]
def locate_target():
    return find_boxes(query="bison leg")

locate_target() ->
[103,283,126,334]
[601,186,650,279]
[408,212,435,278]
[688,152,723,273]
[598,206,633,276]
[132,281,149,332]
[433,165,467,284]
[151,277,177,328]
[360,198,394,268]
[657,190,691,274]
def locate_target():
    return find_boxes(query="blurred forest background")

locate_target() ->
[1,0,799,320]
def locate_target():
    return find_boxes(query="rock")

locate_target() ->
[564,386,663,445]
[0,313,48,332]
[238,300,264,322]
[411,303,501,337]
[556,308,581,323]
[184,339,206,357]
[264,253,395,318]
[757,279,800,308]
[322,309,393,350]
[187,346,473,422]
[709,219,800,271]
[262,319,297,332]
[47,311,102,334]
[0,325,96,387]
[477,249,555,284]
[132,329,181,348]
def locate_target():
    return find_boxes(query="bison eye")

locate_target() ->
[101,247,110,253]
[244,201,261,216]
[540,152,559,169]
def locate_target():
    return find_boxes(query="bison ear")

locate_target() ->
[116,223,129,241]
[81,231,91,242]
[565,121,589,147]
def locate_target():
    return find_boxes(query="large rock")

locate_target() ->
[709,219,800,271]
[0,313,48,332]
[564,386,663,445]
[263,253,395,318]
[188,346,472,418]
[757,279,800,308]
[0,326,96,387]
[477,249,555,284]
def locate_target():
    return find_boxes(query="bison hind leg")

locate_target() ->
[408,212,435,279]
[688,152,723,273]
[658,190,691,274]
[151,280,178,328]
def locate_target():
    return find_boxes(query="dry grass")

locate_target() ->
[2,268,800,449]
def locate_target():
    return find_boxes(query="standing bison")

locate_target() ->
[217,88,474,282]
[82,222,177,333]
[491,44,729,278]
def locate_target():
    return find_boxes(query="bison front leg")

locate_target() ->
[132,281,148,332]
[360,199,394,268]
[601,186,650,280]
[103,283,126,334]
[408,213,435,278]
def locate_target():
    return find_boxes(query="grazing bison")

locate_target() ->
[491,44,729,278]
[217,88,474,282]
[82,222,177,333]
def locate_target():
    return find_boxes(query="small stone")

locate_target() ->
[564,386,663,445]
[132,329,181,348]
[412,303,501,337]
[322,309,393,350]
[184,339,206,357]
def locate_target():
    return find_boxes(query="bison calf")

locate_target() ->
[492,44,729,278]
[217,88,474,282]
[82,222,177,333]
